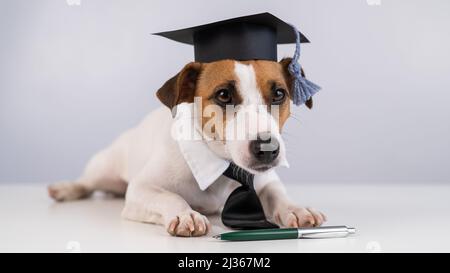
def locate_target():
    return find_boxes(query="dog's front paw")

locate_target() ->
[166,210,211,237]
[274,206,327,228]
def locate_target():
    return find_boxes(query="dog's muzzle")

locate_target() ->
[249,132,280,164]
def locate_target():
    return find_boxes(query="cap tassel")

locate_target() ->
[288,24,321,106]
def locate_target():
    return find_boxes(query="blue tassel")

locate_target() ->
[287,24,321,106]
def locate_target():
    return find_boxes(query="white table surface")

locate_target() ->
[1,183,449,253]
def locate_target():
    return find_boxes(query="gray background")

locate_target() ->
[1,0,449,184]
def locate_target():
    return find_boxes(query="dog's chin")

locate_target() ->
[249,163,277,173]
[249,165,273,173]
[237,160,279,175]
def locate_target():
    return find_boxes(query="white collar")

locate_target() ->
[177,138,230,191]
[173,103,230,190]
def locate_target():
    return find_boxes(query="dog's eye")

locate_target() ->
[272,88,286,104]
[214,88,233,105]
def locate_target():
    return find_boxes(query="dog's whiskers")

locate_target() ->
[288,115,302,124]
[282,130,300,141]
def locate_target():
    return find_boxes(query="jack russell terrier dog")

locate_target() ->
[48,58,326,237]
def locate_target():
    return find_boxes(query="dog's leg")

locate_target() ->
[122,181,211,237]
[48,147,127,202]
[257,180,327,228]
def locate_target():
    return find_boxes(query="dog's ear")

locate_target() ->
[279,57,313,109]
[156,62,202,109]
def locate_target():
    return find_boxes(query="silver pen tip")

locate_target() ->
[212,235,221,239]
[348,227,356,234]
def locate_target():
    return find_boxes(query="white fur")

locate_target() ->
[234,62,263,105]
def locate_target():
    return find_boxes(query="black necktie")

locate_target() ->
[221,162,279,229]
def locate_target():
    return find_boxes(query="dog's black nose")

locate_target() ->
[249,133,280,164]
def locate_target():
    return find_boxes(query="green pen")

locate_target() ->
[213,226,356,241]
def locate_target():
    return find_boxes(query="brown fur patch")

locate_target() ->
[195,60,237,140]
[156,62,202,109]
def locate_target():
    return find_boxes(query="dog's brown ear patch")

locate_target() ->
[279,57,313,109]
[156,62,202,109]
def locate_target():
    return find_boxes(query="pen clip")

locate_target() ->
[298,226,356,239]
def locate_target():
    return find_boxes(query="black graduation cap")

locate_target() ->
[153,12,310,63]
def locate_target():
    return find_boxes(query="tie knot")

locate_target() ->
[223,162,254,187]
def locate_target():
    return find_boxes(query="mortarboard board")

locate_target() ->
[153,12,321,106]
[153,12,309,63]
